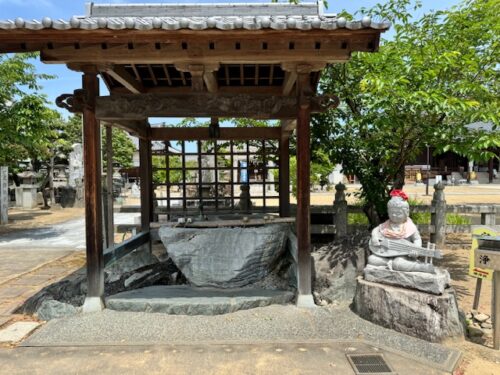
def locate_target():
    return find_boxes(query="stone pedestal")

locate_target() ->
[353,277,464,342]
[363,265,450,295]
[16,185,38,209]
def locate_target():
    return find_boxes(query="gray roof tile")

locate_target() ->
[0,2,391,32]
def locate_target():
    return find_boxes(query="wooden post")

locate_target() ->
[139,138,152,251]
[295,66,314,307]
[82,69,104,312]
[333,183,348,238]
[104,125,114,249]
[494,270,500,350]
[0,166,8,225]
[472,278,482,311]
[430,182,446,246]
[279,132,291,217]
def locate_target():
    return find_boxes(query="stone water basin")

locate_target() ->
[158,223,293,288]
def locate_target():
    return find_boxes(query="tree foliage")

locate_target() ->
[0,53,56,169]
[313,0,499,225]
[102,126,136,169]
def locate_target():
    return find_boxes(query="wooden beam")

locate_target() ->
[95,93,339,120]
[203,71,218,93]
[0,28,382,44]
[281,119,297,132]
[296,69,313,306]
[104,125,114,250]
[82,70,104,305]
[110,85,281,95]
[111,119,149,139]
[103,232,150,266]
[279,128,291,217]
[41,43,350,64]
[103,65,145,94]
[282,71,297,96]
[139,138,153,245]
[150,126,281,141]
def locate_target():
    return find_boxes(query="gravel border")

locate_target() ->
[22,305,460,371]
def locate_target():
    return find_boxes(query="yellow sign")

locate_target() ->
[469,226,498,280]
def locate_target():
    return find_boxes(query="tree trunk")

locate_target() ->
[49,156,55,205]
[393,162,406,190]
[363,202,381,228]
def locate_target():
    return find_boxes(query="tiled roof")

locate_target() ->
[0,2,390,31]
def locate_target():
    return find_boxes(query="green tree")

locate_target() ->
[0,53,55,170]
[102,126,136,169]
[313,0,499,225]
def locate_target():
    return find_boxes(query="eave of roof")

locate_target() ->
[0,1,390,32]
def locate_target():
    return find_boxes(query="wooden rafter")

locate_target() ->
[224,65,230,86]
[282,71,297,96]
[162,64,172,86]
[269,64,274,85]
[203,71,218,93]
[239,64,244,85]
[147,64,158,86]
[179,70,187,86]
[103,65,145,94]
[131,64,141,83]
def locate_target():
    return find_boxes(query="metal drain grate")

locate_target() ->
[346,354,396,375]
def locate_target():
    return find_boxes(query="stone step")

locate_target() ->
[106,285,294,315]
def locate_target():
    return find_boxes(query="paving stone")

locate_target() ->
[0,300,22,315]
[0,316,11,328]
[0,321,40,343]
[10,275,56,286]
[0,287,32,299]
[106,285,294,315]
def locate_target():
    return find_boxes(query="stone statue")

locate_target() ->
[364,190,449,295]
[368,190,436,273]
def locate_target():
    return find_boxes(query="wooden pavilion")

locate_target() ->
[0,2,388,310]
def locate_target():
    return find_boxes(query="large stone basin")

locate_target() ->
[159,224,290,288]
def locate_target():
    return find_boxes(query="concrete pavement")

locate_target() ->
[1,341,448,375]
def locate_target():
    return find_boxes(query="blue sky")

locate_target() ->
[0,0,463,111]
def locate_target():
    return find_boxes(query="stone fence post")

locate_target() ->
[0,166,8,225]
[481,212,497,226]
[430,182,446,246]
[333,182,347,238]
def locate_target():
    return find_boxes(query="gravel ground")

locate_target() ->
[0,213,139,250]
[23,305,460,370]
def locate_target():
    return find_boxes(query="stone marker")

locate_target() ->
[0,321,40,343]
[0,166,7,224]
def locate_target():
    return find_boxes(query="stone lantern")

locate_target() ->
[16,169,39,209]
